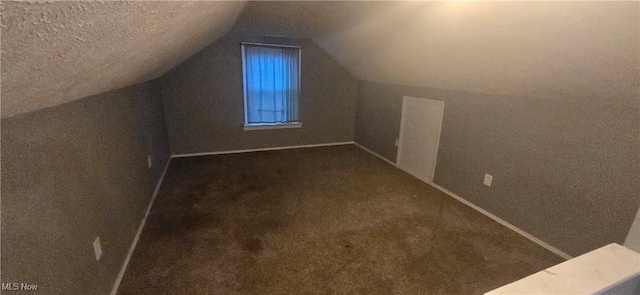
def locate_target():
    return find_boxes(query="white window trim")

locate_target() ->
[241,42,302,129]
[243,122,303,131]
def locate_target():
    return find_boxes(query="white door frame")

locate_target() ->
[396,96,445,184]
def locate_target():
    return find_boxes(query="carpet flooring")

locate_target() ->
[118,145,563,295]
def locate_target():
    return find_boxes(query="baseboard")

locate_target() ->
[110,157,172,295]
[353,143,434,184]
[171,141,355,158]
[430,183,572,260]
[353,142,573,261]
[353,142,397,166]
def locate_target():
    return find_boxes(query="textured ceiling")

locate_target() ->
[312,1,640,102]
[2,1,638,118]
[233,1,402,38]
[1,1,246,118]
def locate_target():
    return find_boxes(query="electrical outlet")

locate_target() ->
[483,174,493,187]
[147,156,152,168]
[93,237,103,261]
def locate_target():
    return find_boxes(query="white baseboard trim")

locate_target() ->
[171,141,355,158]
[353,142,573,261]
[353,142,397,166]
[353,143,434,184]
[430,183,572,260]
[110,157,172,295]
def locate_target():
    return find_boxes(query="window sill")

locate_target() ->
[243,122,303,131]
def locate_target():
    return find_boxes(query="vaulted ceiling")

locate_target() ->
[1,1,246,118]
[2,1,638,118]
[313,1,639,102]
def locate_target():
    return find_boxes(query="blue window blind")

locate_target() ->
[242,43,300,125]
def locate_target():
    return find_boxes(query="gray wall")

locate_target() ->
[160,29,357,155]
[624,206,640,253]
[355,80,640,257]
[1,80,171,294]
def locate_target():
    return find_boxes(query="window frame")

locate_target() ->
[241,42,302,131]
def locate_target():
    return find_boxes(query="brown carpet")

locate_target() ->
[118,145,563,295]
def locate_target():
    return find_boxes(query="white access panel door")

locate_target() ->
[397,96,445,184]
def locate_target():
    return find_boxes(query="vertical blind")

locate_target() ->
[242,44,300,125]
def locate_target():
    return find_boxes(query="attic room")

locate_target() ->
[1,1,639,294]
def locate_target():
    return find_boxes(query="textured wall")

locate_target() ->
[0,1,246,118]
[161,29,357,155]
[1,80,171,294]
[354,80,640,257]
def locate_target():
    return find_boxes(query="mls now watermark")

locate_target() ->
[2,282,38,291]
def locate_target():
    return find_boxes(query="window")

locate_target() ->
[241,43,301,130]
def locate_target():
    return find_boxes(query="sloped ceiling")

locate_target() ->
[312,1,639,101]
[1,1,246,118]
[2,1,638,118]
[233,1,403,38]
